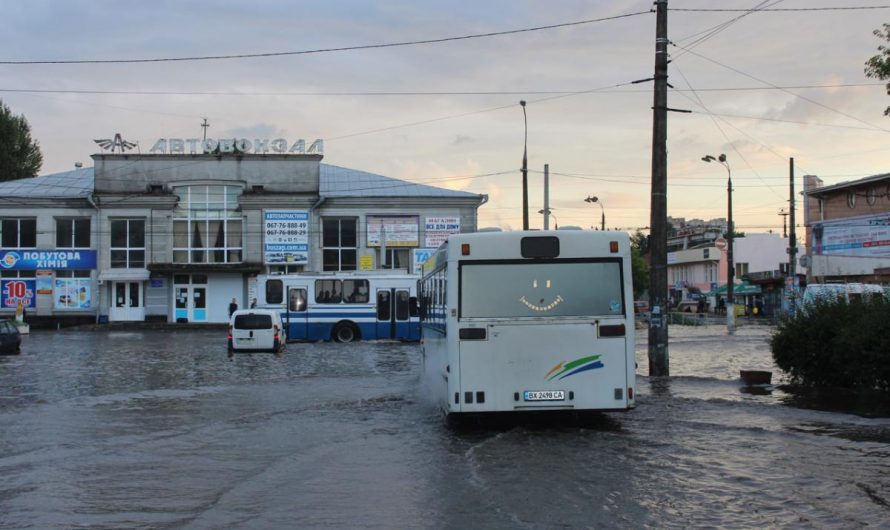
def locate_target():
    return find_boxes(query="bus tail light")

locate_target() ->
[227,325,233,341]
[610,241,619,253]
[273,324,280,341]
[628,387,634,400]
[461,243,471,255]
[599,324,625,337]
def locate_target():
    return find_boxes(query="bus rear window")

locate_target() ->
[233,313,273,330]
[460,261,624,318]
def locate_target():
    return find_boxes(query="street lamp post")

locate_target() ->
[702,153,735,335]
[584,196,605,230]
[521,101,529,231]
[538,209,558,230]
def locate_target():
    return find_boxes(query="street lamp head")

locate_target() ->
[702,155,716,163]
[718,153,727,163]
[520,100,526,107]
[584,196,599,204]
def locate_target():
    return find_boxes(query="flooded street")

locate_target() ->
[1,326,889,529]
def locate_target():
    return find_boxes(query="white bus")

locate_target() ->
[258,271,420,342]
[420,230,636,416]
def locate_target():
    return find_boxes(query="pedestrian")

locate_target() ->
[229,298,238,318]
[250,298,257,308]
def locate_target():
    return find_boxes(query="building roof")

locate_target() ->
[804,172,890,197]
[0,167,94,199]
[319,164,483,199]
[0,163,485,201]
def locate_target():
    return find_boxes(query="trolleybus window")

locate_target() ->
[288,288,307,311]
[342,279,369,303]
[396,290,410,320]
[266,279,283,304]
[377,291,391,320]
[460,260,623,318]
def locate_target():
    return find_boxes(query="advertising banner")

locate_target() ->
[264,210,309,265]
[1,279,36,309]
[36,270,53,294]
[812,214,890,258]
[412,249,437,275]
[0,250,97,270]
[54,278,91,309]
[367,215,419,247]
[424,216,460,248]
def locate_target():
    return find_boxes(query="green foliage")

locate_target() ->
[629,230,649,299]
[771,297,890,390]
[0,100,42,181]
[631,247,648,299]
[865,23,890,116]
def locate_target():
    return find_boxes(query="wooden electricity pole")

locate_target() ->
[648,0,670,377]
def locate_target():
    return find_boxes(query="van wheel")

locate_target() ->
[333,322,358,343]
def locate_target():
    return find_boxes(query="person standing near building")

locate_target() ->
[229,298,238,318]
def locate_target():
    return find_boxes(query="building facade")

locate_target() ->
[803,172,890,284]
[0,150,486,326]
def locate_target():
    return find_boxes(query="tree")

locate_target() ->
[865,23,890,116]
[0,100,42,181]
[629,230,650,299]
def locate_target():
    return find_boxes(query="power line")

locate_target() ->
[670,5,890,11]
[0,11,652,65]
[672,42,890,134]
[0,82,880,97]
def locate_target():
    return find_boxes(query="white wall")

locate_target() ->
[733,233,802,274]
[208,274,243,323]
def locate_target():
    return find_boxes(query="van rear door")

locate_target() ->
[232,312,274,350]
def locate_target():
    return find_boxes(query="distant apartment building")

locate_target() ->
[803,172,890,284]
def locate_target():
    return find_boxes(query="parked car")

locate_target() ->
[0,319,22,355]
[633,300,649,315]
[228,309,286,355]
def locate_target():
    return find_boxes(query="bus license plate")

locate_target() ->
[523,390,565,401]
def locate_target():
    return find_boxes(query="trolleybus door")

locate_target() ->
[376,288,412,340]
[286,287,308,340]
[376,289,394,339]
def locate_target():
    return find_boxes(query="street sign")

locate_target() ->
[714,238,727,251]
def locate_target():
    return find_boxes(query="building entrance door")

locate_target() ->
[109,281,144,321]
[173,284,208,323]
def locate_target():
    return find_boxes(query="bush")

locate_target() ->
[771,297,890,390]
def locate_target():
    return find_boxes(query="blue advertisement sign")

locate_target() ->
[264,210,309,265]
[0,249,97,270]
[1,279,36,309]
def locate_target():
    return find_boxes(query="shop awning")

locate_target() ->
[98,269,151,282]
[712,281,762,296]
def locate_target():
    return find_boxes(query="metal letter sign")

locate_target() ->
[149,138,323,155]
[264,211,309,265]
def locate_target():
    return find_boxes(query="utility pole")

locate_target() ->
[201,118,210,141]
[521,101,529,231]
[788,158,798,312]
[543,164,550,231]
[648,0,669,377]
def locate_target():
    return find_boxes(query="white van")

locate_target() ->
[228,309,286,354]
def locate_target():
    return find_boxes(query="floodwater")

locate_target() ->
[1,325,888,529]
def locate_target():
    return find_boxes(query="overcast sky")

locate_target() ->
[3,0,889,234]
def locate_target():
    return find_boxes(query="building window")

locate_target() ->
[380,248,409,270]
[172,185,243,264]
[322,217,357,271]
[1,218,36,248]
[735,262,749,278]
[56,218,91,248]
[846,191,857,209]
[867,187,877,206]
[110,219,145,268]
